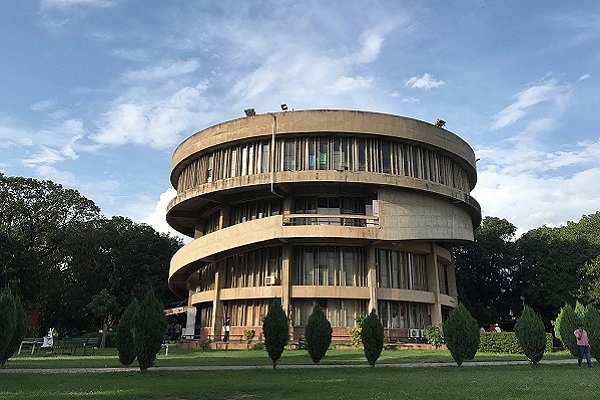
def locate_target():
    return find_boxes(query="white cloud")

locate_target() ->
[578,73,591,81]
[473,138,600,237]
[141,188,189,241]
[122,59,201,81]
[40,0,115,8]
[31,100,55,112]
[328,76,374,93]
[92,82,210,149]
[405,73,445,90]
[490,78,570,130]
[32,165,77,185]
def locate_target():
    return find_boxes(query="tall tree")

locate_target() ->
[455,217,517,324]
[0,225,40,311]
[514,227,592,327]
[0,173,101,332]
[86,289,117,348]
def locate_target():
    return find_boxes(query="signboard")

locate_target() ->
[164,306,188,315]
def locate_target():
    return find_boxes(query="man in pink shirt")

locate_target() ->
[574,322,592,368]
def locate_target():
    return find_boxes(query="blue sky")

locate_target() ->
[1,0,598,238]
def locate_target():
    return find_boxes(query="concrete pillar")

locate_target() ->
[194,219,205,239]
[426,243,442,325]
[367,246,377,313]
[211,264,224,341]
[281,244,291,338]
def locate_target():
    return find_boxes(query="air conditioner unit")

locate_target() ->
[265,276,277,285]
[409,328,420,338]
[420,329,426,338]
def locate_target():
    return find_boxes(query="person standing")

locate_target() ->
[223,317,231,343]
[574,322,593,368]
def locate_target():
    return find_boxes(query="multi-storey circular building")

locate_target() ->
[167,109,481,342]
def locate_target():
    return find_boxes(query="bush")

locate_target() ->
[478,332,553,353]
[444,303,480,366]
[423,324,444,348]
[252,341,265,351]
[243,330,255,350]
[554,303,579,356]
[116,299,138,366]
[514,305,546,364]
[305,304,332,364]
[262,298,288,369]
[132,290,167,372]
[361,309,384,367]
[198,338,212,350]
[0,287,26,367]
[348,313,365,348]
[583,305,600,361]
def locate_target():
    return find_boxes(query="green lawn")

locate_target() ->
[0,348,594,400]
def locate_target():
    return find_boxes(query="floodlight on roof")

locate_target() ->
[435,119,446,128]
[244,108,256,117]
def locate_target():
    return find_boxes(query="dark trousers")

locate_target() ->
[577,345,592,368]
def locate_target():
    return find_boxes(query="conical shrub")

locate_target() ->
[514,305,546,364]
[554,303,579,356]
[305,304,332,364]
[132,289,167,372]
[361,309,384,367]
[583,305,600,362]
[262,298,288,369]
[117,298,138,366]
[444,303,480,366]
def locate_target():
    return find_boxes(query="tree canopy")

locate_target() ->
[0,173,183,336]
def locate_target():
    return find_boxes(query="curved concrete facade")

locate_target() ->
[167,109,481,342]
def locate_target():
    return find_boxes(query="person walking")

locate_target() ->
[574,322,593,368]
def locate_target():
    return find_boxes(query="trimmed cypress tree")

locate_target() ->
[361,309,384,367]
[116,298,139,366]
[0,286,26,367]
[514,305,546,364]
[305,304,332,364]
[444,303,480,366]
[554,303,579,357]
[132,289,167,372]
[262,298,288,369]
[583,305,600,362]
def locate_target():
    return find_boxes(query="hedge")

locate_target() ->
[478,332,553,354]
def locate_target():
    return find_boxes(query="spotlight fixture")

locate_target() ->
[280,103,288,111]
[435,119,446,128]
[244,108,256,117]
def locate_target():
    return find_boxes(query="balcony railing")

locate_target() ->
[283,214,379,227]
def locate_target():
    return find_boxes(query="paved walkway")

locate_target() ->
[0,359,577,374]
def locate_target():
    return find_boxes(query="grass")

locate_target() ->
[0,348,593,400]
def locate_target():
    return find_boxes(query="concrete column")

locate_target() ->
[447,261,458,303]
[426,243,442,325]
[211,264,224,341]
[367,246,377,313]
[220,204,231,229]
[281,244,291,329]
[194,219,205,239]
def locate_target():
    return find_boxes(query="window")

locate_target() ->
[377,249,428,290]
[292,245,367,287]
